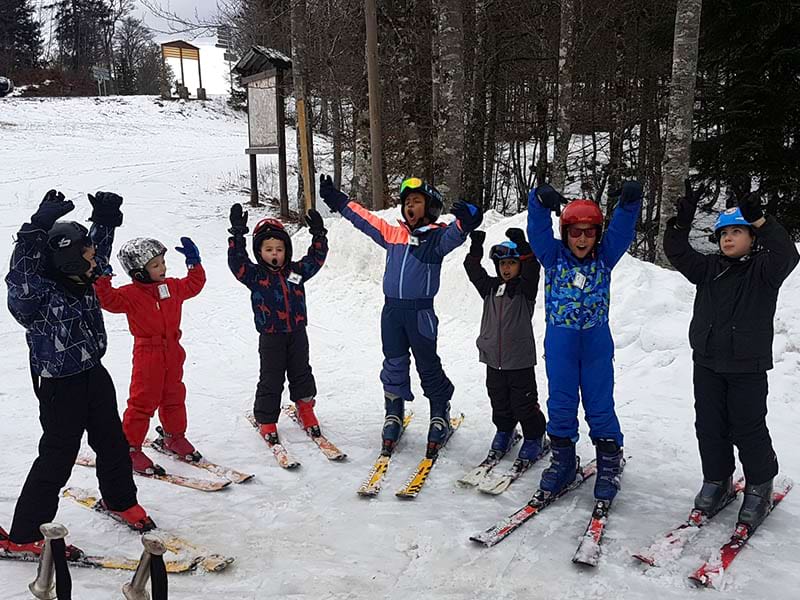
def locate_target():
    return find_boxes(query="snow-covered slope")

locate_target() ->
[1,96,799,599]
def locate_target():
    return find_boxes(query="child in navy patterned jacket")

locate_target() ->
[228,204,328,444]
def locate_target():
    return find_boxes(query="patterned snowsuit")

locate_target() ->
[527,192,641,445]
[94,266,206,447]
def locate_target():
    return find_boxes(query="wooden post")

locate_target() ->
[179,47,185,88]
[365,0,385,209]
[197,52,203,90]
[249,153,259,207]
[277,69,289,218]
[296,98,314,213]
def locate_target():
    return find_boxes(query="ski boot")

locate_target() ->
[381,394,405,456]
[129,446,165,476]
[518,435,548,462]
[296,397,321,437]
[693,476,736,516]
[258,423,280,445]
[594,439,624,503]
[100,500,156,532]
[537,436,578,498]
[0,527,84,561]
[737,478,774,531]
[156,426,202,462]
[426,402,452,459]
[489,430,515,461]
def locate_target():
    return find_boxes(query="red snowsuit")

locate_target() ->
[94,265,206,448]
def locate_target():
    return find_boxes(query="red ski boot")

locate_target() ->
[156,427,202,462]
[0,527,83,561]
[99,501,156,532]
[129,447,165,476]
[259,423,279,445]
[296,398,321,437]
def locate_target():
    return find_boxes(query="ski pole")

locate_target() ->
[28,522,71,600]
[123,533,168,600]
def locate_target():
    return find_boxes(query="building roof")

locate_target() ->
[161,40,200,51]
[234,46,292,77]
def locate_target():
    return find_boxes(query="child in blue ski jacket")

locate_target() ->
[527,181,642,503]
[319,174,482,456]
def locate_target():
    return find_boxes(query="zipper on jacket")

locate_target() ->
[398,244,410,299]
[498,294,504,370]
[278,272,292,332]
[425,265,431,296]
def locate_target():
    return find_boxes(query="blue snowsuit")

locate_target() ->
[335,200,468,411]
[527,191,641,446]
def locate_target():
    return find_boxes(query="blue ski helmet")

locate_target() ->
[713,207,752,241]
[490,241,521,276]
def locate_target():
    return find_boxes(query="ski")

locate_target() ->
[470,459,597,547]
[688,477,793,588]
[395,414,465,499]
[477,439,551,495]
[282,404,347,461]
[572,499,611,567]
[62,488,234,573]
[146,427,255,484]
[357,411,415,497]
[632,476,746,567]
[75,454,230,492]
[1,527,199,573]
[457,430,522,487]
[75,454,231,492]
[246,413,301,469]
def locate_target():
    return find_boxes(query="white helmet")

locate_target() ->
[118,237,167,281]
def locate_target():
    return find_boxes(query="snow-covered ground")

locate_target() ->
[1,95,800,599]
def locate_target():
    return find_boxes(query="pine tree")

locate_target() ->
[55,0,112,72]
[0,0,42,74]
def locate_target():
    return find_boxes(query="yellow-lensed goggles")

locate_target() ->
[400,177,424,195]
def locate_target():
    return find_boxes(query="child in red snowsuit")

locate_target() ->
[94,236,206,474]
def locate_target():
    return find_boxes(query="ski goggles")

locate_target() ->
[490,241,520,261]
[253,217,286,235]
[400,177,425,197]
[566,225,599,239]
[399,177,443,205]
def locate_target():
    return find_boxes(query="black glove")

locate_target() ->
[469,230,486,256]
[31,189,74,230]
[305,208,327,237]
[535,184,569,216]
[319,174,348,213]
[610,180,643,206]
[738,191,764,223]
[229,203,249,236]
[452,199,483,232]
[88,191,123,227]
[675,179,705,229]
[505,227,532,255]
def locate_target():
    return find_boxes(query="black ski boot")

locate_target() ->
[381,394,405,456]
[426,402,452,458]
[737,479,774,531]
[694,477,736,516]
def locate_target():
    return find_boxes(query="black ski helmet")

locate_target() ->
[46,221,94,281]
[253,217,292,267]
[399,177,444,224]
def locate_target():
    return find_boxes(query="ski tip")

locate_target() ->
[631,553,656,567]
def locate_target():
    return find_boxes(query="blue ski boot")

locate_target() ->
[489,430,515,458]
[426,402,452,458]
[518,435,548,462]
[538,436,577,496]
[594,439,624,502]
[381,394,404,456]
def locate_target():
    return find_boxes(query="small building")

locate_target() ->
[161,40,206,100]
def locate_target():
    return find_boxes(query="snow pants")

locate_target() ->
[693,363,777,485]
[486,366,546,439]
[380,298,453,416]
[543,322,622,446]
[10,364,137,543]
[254,329,316,424]
[123,338,187,448]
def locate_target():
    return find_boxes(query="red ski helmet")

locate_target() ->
[560,199,603,241]
[253,217,292,266]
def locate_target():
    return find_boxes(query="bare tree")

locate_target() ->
[551,0,578,192]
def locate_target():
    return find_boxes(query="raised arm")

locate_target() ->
[87,191,124,272]
[526,185,565,269]
[598,182,643,268]
[295,210,329,281]
[6,190,75,325]
[94,276,133,313]
[172,237,206,300]
[663,179,714,284]
[319,173,396,248]
[436,200,480,257]
[227,204,258,286]
[506,228,541,301]
[463,230,493,297]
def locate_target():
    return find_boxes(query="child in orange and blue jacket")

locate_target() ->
[319,174,482,456]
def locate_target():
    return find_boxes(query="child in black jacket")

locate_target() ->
[463,227,548,472]
[664,182,799,531]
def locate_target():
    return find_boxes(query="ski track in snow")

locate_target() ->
[1,95,800,598]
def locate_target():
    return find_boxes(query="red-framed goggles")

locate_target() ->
[566,225,599,239]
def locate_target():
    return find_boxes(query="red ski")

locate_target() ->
[688,477,793,588]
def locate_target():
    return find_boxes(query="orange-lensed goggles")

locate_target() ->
[567,225,599,239]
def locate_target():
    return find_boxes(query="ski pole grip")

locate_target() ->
[28,522,69,600]
[123,533,166,600]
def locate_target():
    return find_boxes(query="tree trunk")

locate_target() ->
[435,0,465,202]
[332,95,343,190]
[364,0,385,209]
[657,0,703,266]
[290,0,316,211]
[352,108,373,206]
[551,0,578,192]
